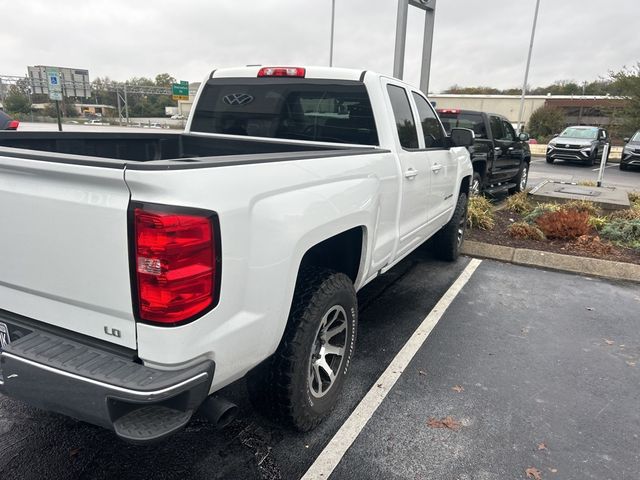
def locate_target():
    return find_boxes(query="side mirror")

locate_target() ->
[450,128,474,147]
[518,132,530,142]
[623,137,630,143]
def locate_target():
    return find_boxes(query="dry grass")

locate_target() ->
[507,222,546,241]
[467,195,495,230]
[505,191,533,215]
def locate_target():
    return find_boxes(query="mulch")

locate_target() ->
[467,208,640,266]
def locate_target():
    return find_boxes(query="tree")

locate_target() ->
[609,63,640,137]
[3,84,31,114]
[155,73,176,87]
[528,106,566,140]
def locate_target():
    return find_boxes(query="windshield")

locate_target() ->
[631,131,640,142]
[191,78,378,145]
[559,127,598,139]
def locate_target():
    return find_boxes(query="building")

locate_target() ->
[429,94,626,129]
[27,66,91,98]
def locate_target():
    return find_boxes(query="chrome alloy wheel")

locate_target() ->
[457,203,467,247]
[471,177,481,196]
[308,305,348,398]
[520,165,528,190]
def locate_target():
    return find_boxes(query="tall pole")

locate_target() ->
[329,0,336,67]
[419,0,436,94]
[516,0,541,133]
[393,0,409,79]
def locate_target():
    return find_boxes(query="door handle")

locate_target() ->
[404,168,419,179]
[430,164,442,173]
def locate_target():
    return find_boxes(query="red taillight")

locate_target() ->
[437,109,460,114]
[257,67,306,78]
[7,120,19,130]
[133,206,218,324]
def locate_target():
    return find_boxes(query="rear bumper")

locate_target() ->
[0,313,214,443]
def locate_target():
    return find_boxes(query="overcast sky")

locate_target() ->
[2,0,638,93]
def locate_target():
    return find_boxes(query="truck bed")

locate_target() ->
[0,131,366,169]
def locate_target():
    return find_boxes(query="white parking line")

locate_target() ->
[592,165,615,171]
[301,258,483,480]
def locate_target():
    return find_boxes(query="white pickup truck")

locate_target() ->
[0,66,473,443]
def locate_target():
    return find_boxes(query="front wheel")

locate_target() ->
[509,162,529,194]
[620,163,628,171]
[586,149,596,166]
[546,156,554,164]
[433,192,468,261]
[470,172,483,196]
[247,268,357,431]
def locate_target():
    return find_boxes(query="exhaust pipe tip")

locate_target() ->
[200,396,238,430]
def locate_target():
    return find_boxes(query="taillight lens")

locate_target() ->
[133,205,218,324]
[7,120,19,130]
[257,67,306,78]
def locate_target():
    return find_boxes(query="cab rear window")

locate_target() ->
[438,112,487,138]
[191,78,378,146]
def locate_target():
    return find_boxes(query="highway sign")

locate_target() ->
[46,67,63,101]
[172,80,189,101]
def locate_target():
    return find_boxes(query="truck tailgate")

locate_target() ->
[0,155,136,349]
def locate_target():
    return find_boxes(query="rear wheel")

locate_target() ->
[247,268,357,431]
[433,192,468,261]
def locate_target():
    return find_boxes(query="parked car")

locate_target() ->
[620,130,640,171]
[438,109,531,195]
[170,114,185,120]
[546,126,608,166]
[0,110,19,130]
[0,66,474,443]
[84,118,110,126]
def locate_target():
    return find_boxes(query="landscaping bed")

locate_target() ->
[466,192,640,266]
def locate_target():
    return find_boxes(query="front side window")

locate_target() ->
[502,121,516,141]
[386,84,418,149]
[412,92,446,148]
[191,78,378,145]
[490,116,506,140]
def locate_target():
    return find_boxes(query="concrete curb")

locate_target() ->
[461,240,640,283]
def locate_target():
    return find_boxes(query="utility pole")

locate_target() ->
[419,0,437,94]
[516,0,541,133]
[393,0,409,79]
[578,80,586,125]
[329,0,336,67]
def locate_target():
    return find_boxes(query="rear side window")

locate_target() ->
[191,78,378,145]
[439,112,486,138]
[412,93,446,148]
[386,85,418,149]
[490,116,505,140]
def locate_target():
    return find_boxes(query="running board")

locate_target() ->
[484,182,516,195]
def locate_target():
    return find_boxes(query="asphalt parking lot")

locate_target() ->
[529,155,640,192]
[1,244,638,480]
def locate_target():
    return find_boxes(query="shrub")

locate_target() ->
[528,105,565,139]
[535,209,591,239]
[600,219,640,249]
[467,195,495,230]
[608,208,640,221]
[629,191,640,209]
[507,222,545,241]
[563,199,599,216]
[505,191,533,215]
[577,180,597,187]
[524,202,562,223]
[588,216,608,231]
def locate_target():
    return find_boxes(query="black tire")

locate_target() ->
[619,163,628,171]
[546,156,554,164]
[470,172,483,196]
[247,268,357,431]
[586,149,596,166]
[508,162,529,195]
[433,192,468,261]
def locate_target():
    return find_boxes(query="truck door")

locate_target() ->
[383,81,432,257]
[410,91,458,233]
[490,115,519,181]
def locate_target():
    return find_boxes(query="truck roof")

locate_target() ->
[210,66,367,83]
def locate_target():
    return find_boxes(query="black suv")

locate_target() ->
[546,126,608,166]
[620,130,640,171]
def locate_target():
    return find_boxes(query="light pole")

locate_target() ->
[516,0,541,132]
[329,0,336,67]
[393,0,437,93]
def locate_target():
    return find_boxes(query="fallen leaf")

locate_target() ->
[626,361,636,367]
[526,467,542,480]
[548,468,558,473]
[427,416,462,431]
[537,442,547,451]
[418,370,427,376]
[377,383,383,388]
[69,448,80,458]
[585,307,594,311]
[451,385,464,393]
[604,339,615,345]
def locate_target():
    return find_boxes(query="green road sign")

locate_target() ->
[172,80,189,101]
